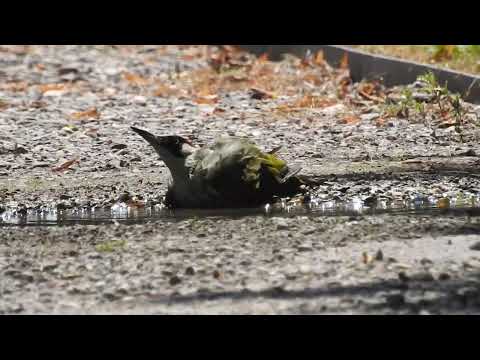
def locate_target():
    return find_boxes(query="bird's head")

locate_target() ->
[131,127,195,162]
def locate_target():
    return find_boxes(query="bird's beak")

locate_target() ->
[131,126,158,147]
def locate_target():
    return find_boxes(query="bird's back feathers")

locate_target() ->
[175,137,303,207]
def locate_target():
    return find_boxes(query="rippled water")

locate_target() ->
[2,196,480,226]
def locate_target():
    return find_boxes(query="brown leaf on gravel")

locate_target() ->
[195,95,218,105]
[358,82,385,103]
[340,115,360,125]
[208,48,230,72]
[0,81,29,92]
[153,83,177,97]
[300,50,314,68]
[339,52,349,70]
[70,108,100,120]
[193,81,219,104]
[294,95,336,108]
[302,73,324,86]
[358,90,385,103]
[276,96,336,113]
[358,82,376,96]
[224,73,250,82]
[314,50,326,66]
[37,83,67,93]
[52,159,79,173]
[0,100,9,109]
[181,54,197,61]
[250,87,275,100]
[375,117,387,127]
[337,75,352,99]
[440,109,451,119]
[301,49,328,68]
[438,118,457,128]
[122,72,149,86]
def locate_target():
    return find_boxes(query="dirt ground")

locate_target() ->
[2,45,480,314]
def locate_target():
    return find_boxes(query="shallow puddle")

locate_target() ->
[2,197,480,226]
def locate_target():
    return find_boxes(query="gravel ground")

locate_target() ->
[2,45,480,314]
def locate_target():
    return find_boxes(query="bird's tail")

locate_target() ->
[277,166,302,184]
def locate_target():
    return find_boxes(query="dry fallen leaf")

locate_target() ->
[357,82,386,103]
[70,108,100,120]
[122,72,149,86]
[337,75,352,99]
[300,50,314,68]
[294,95,336,109]
[339,52,349,70]
[438,118,457,128]
[181,54,197,61]
[0,81,29,92]
[208,47,231,72]
[225,73,250,82]
[375,117,387,127]
[37,83,66,93]
[314,50,326,66]
[276,96,337,113]
[195,95,218,105]
[192,79,219,104]
[0,100,9,110]
[340,115,360,125]
[250,87,275,100]
[440,109,452,119]
[303,73,324,86]
[359,91,385,103]
[153,83,177,97]
[52,159,79,172]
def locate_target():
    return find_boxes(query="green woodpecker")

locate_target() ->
[131,126,304,208]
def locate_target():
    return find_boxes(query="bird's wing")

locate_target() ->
[192,137,292,189]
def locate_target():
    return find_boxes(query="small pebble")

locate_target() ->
[169,276,182,286]
[469,242,480,251]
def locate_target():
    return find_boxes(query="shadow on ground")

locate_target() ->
[147,270,480,314]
